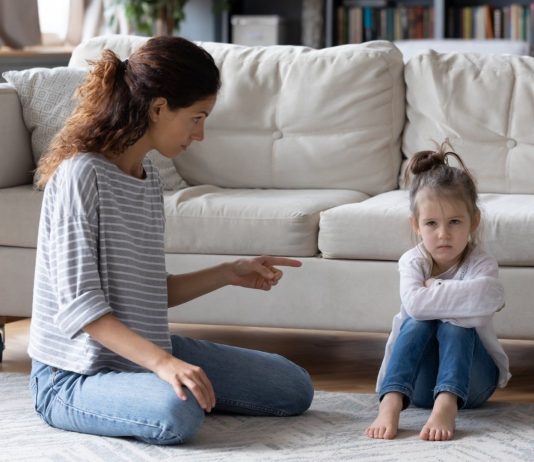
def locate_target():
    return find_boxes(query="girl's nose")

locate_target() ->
[438,226,449,238]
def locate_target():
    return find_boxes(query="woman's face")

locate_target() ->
[148,96,217,158]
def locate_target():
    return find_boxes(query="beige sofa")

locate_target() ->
[1,35,534,360]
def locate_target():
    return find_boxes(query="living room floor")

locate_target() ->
[3,319,534,403]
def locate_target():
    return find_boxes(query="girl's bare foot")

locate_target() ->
[365,392,404,439]
[420,392,458,441]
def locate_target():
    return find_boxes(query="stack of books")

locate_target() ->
[337,0,434,44]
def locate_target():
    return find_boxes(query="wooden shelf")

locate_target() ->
[0,46,72,83]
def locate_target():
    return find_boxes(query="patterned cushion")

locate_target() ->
[3,67,85,167]
[2,67,186,190]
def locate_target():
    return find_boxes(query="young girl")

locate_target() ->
[29,36,313,445]
[366,144,510,441]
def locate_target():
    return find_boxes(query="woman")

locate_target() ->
[29,36,313,445]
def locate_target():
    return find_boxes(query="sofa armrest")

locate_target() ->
[0,84,34,188]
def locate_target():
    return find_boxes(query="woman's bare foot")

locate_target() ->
[365,392,404,439]
[420,392,458,441]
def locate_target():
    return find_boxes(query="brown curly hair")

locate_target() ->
[36,36,220,189]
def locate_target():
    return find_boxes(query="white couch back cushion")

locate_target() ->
[70,36,405,195]
[403,50,534,194]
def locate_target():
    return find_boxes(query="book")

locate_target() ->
[494,8,502,39]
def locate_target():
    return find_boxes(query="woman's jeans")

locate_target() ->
[30,335,314,445]
[379,318,499,409]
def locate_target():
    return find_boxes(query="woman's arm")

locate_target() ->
[83,313,216,411]
[167,256,302,307]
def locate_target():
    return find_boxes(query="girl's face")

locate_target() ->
[148,96,217,158]
[412,189,479,275]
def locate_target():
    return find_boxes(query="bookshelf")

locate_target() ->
[218,0,309,45]
[218,0,532,49]
[336,0,436,44]
[445,0,532,40]
[333,0,533,45]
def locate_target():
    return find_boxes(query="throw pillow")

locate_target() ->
[146,150,188,190]
[3,67,86,167]
[2,67,187,190]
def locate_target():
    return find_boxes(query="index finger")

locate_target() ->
[261,256,302,268]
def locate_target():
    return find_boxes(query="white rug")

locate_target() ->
[1,373,533,461]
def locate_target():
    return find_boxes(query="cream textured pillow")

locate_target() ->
[146,150,188,190]
[2,67,186,190]
[3,67,86,167]
[403,50,534,194]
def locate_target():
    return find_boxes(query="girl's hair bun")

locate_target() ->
[408,149,446,175]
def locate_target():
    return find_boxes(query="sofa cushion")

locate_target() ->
[70,36,405,195]
[319,189,534,265]
[403,50,534,194]
[0,85,34,188]
[164,186,368,256]
[2,67,185,191]
[395,39,529,63]
[0,184,43,247]
[3,67,85,169]
[319,190,413,261]
[481,193,534,266]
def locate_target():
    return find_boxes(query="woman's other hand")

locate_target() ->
[154,355,216,412]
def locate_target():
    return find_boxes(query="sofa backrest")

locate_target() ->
[70,35,405,195]
[403,50,534,194]
[0,84,34,188]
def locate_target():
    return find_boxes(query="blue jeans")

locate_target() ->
[379,318,498,410]
[30,335,314,445]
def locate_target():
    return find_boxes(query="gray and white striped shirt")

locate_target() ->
[28,153,171,375]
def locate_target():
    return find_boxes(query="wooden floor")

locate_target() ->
[2,318,534,403]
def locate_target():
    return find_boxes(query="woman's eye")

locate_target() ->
[450,219,461,225]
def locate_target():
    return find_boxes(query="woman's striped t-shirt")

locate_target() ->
[28,153,171,375]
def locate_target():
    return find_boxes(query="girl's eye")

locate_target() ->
[450,219,461,225]
[425,221,436,227]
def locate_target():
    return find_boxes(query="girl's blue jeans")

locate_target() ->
[379,318,499,410]
[30,334,314,445]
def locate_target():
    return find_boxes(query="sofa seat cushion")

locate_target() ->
[164,186,368,256]
[319,190,534,265]
[319,190,413,261]
[0,184,42,247]
[482,193,534,266]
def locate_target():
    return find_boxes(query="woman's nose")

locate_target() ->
[191,123,205,142]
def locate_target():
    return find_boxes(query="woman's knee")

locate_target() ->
[141,389,205,445]
[293,367,315,414]
[276,358,314,415]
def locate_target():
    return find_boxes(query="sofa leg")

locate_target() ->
[0,316,5,362]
